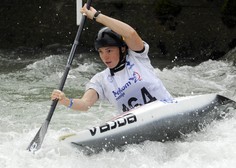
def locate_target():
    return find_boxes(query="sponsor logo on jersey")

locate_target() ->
[126,61,134,70]
[107,75,114,82]
[112,71,142,101]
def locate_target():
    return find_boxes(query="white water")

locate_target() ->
[0,51,236,168]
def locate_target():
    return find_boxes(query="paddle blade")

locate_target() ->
[27,120,49,152]
[76,0,82,25]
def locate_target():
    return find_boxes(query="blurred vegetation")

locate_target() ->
[154,0,181,31]
[221,0,236,28]
[155,0,181,17]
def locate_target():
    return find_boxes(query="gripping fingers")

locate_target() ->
[51,90,65,101]
[80,4,96,20]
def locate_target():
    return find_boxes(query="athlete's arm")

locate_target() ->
[51,89,98,111]
[80,4,144,52]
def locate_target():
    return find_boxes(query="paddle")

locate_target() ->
[27,0,93,152]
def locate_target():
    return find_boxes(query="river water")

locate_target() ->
[0,48,236,168]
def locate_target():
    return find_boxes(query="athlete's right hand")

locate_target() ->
[51,89,66,102]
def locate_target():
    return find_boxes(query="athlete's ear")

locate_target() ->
[121,47,126,53]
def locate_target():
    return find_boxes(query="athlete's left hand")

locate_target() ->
[80,4,97,20]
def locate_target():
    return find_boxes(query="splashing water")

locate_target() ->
[0,50,236,168]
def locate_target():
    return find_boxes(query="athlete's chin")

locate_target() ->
[106,64,116,69]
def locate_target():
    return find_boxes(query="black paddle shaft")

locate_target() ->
[47,4,91,121]
[27,0,93,152]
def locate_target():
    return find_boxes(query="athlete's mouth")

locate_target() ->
[105,61,112,65]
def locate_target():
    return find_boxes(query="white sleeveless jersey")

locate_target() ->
[86,42,173,113]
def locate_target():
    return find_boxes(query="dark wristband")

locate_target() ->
[93,11,101,21]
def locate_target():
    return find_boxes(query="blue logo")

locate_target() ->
[129,71,142,83]
[107,75,113,82]
[112,71,142,101]
[126,61,134,70]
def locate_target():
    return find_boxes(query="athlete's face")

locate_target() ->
[98,46,120,69]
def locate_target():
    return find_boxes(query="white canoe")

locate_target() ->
[60,94,236,154]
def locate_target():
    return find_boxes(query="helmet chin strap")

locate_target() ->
[110,47,126,76]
